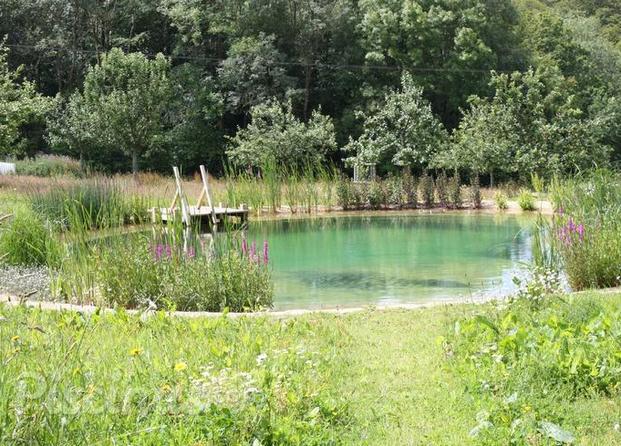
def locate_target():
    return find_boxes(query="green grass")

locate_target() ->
[2,291,621,444]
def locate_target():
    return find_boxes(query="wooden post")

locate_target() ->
[197,165,217,229]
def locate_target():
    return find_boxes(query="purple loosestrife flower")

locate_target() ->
[263,240,269,265]
[154,244,164,261]
[250,241,256,260]
[187,246,196,259]
[165,244,172,259]
[576,224,585,241]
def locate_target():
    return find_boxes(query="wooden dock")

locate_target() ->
[154,205,248,228]
[150,165,248,232]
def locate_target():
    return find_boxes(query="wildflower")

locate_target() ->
[174,362,188,372]
[165,244,172,258]
[576,223,585,241]
[263,240,269,265]
[161,384,171,393]
[130,347,142,357]
[11,335,19,343]
[154,244,164,261]
[187,246,196,259]
[250,241,257,262]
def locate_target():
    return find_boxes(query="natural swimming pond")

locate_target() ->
[248,214,533,310]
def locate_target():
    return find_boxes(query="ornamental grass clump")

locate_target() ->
[0,209,61,267]
[29,177,147,230]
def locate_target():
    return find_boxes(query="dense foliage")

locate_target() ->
[1,0,620,179]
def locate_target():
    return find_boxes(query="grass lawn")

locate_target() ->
[2,292,621,444]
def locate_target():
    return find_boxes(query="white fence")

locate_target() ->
[0,162,16,175]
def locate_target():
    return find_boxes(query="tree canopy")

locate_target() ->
[1,0,620,179]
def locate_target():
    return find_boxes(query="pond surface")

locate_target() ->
[248,214,533,310]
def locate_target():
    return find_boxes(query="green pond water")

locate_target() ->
[248,214,533,310]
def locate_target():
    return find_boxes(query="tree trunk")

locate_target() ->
[490,170,494,189]
[132,150,139,176]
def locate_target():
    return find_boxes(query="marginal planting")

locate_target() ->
[549,171,621,290]
[29,177,148,230]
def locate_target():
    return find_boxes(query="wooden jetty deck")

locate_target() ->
[150,165,248,231]
[154,205,248,225]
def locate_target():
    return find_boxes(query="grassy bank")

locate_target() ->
[2,290,621,445]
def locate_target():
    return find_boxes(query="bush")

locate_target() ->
[435,172,448,207]
[14,155,82,177]
[402,169,417,208]
[447,175,461,209]
[419,173,434,208]
[336,175,352,210]
[0,210,60,267]
[95,235,273,311]
[494,191,508,210]
[367,180,386,210]
[387,175,404,209]
[470,175,482,209]
[517,189,536,211]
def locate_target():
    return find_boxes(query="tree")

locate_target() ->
[227,99,336,169]
[445,67,611,180]
[345,73,448,171]
[218,33,295,119]
[0,45,52,158]
[357,0,520,127]
[69,48,172,173]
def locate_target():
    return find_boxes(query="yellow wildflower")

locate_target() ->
[129,347,142,357]
[11,336,19,343]
[174,362,188,372]
[161,384,172,393]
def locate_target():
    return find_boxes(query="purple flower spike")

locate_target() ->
[154,244,164,261]
[187,246,196,258]
[165,244,172,258]
[577,224,585,241]
[263,240,269,265]
[250,241,256,258]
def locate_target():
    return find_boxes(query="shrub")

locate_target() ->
[387,175,404,209]
[367,180,386,210]
[402,169,417,208]
[517,189,536,211]
[351,182,365,210]
[435,172,448,208]
[494,191,508,210]
[336,175,351,210]
[419,173,434,208]
[447,174,461,209]
[0,210,60,267]
[469,175,482,209]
